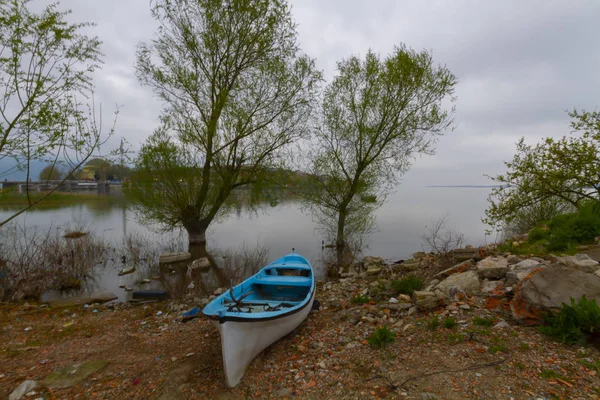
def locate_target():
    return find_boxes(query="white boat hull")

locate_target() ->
[213,295,315,387]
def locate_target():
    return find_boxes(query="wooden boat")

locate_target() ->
[203,251,315,387]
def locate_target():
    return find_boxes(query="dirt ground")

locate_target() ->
[2,283,600,399]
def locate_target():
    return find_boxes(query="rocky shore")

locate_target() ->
[2,246,600,399]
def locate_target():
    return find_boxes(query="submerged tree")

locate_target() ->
[127,0,321,246]
[484,109,600,233]
[0,0,117,226]
[303,47,457,269]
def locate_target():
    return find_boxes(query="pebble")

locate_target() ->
[388,297,399,304]
[171,357,177,362]
[459,304,470,310]
[24,327,32,331]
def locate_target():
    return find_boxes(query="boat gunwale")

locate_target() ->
[203,253,315,324]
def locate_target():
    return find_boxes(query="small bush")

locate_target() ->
[538,296,600,344]
[427,315,440,331]
[473,316,494,327]
[540,369,567,381]
[367,326,396,348]
[351,294,370,304]
[527,227,548,243]
[391,275,424,295]
[488,344,508,354]
[443,317,458,329]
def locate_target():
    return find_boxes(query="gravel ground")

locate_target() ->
[1,279,600,399]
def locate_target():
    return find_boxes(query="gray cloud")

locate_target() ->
[27,0,600,185]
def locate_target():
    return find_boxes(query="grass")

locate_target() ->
[0,190,120,208]
[538,295,600,345]
[488,344,508,354]
[367,326,395,348]
[446,332,464,345]
[473,316,495,327]
[351,294,370,305]
[443,317,458,329]
[540,369,568,381]
[427,316,440,331]
[391,275,424,295]
[579,358,600,373]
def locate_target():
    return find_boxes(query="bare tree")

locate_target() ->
[421,213,465,255]
[303,46,457,270]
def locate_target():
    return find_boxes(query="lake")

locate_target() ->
[0,185,494,301]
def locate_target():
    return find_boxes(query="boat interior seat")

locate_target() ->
[253,275,312,287]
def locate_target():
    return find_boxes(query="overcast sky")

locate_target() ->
[24,0,600,185]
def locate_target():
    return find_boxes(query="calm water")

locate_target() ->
[0,185,493,301]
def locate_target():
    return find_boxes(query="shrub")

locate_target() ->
[538,296,600,345]
[443,317,458,329]
[367,326,395,348]
[427,315,440,331]
[391,275,424,295]
[527,227,548,243]
[473,316,495,327]
[351,294,370,304]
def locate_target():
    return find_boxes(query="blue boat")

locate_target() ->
[203,251,315,387]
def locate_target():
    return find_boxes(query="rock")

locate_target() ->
[556,254,600,273]
[317,361,327,369]
[512,264,600,325]
[338,336,351,345]
[435,271,480,295]
[389,297,399,304]
[159,252,191,264]
[363,256,385,275]
[435,260,475,279]
[493,321,510,330]
[459,304,470,310]
[42,360,108,389]
[413,291,436,301]
[9,380,38,400]
[189,257,211,270]
[397,294,411,303]
[481,280,505,295]
[421,393,440,400]
[506,261,545,286]
[213,287,226,295]
[506,255,521,265]
[276,388,293,398]
[47,291,117,308]
[477,257,509,279]
[424,279,440,291]
[513,259,540,269]
[118,265,136,276]
[407,306,417,316]
[141,278,150,284]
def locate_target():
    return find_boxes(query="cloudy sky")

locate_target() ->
[20,0,600,185]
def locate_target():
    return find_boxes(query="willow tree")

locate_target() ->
[0,0,117,226]
[303,47,457,269]
[127,0,321,246]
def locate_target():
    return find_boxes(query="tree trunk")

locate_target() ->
[336,207,347,272]
[185,220,209,247]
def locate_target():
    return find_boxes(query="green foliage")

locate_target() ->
[484,110,600,234]
[391,275,424,295]
[367,326,395,348]
[546,201,600,251]
[351,294,370,304]
[39,164,63,181]
[488,343,508,354]
[445,332,463,344]
[527,227,549,243]
[540,369,567,381]
[579,358,600,373]
[303,45,456,268]
[0,0,116,226]
[473,317,494,327]
[129,0,320,242]
[538,296,600,345]
[443,317,458,329]
[427,315,440,331]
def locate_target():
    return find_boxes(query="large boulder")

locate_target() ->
[476,257,509,279]
[505,260,545,286]
[555,254,600,273]
[435,260,474,279]
[435,270,480,296]
[511,264,600,325]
